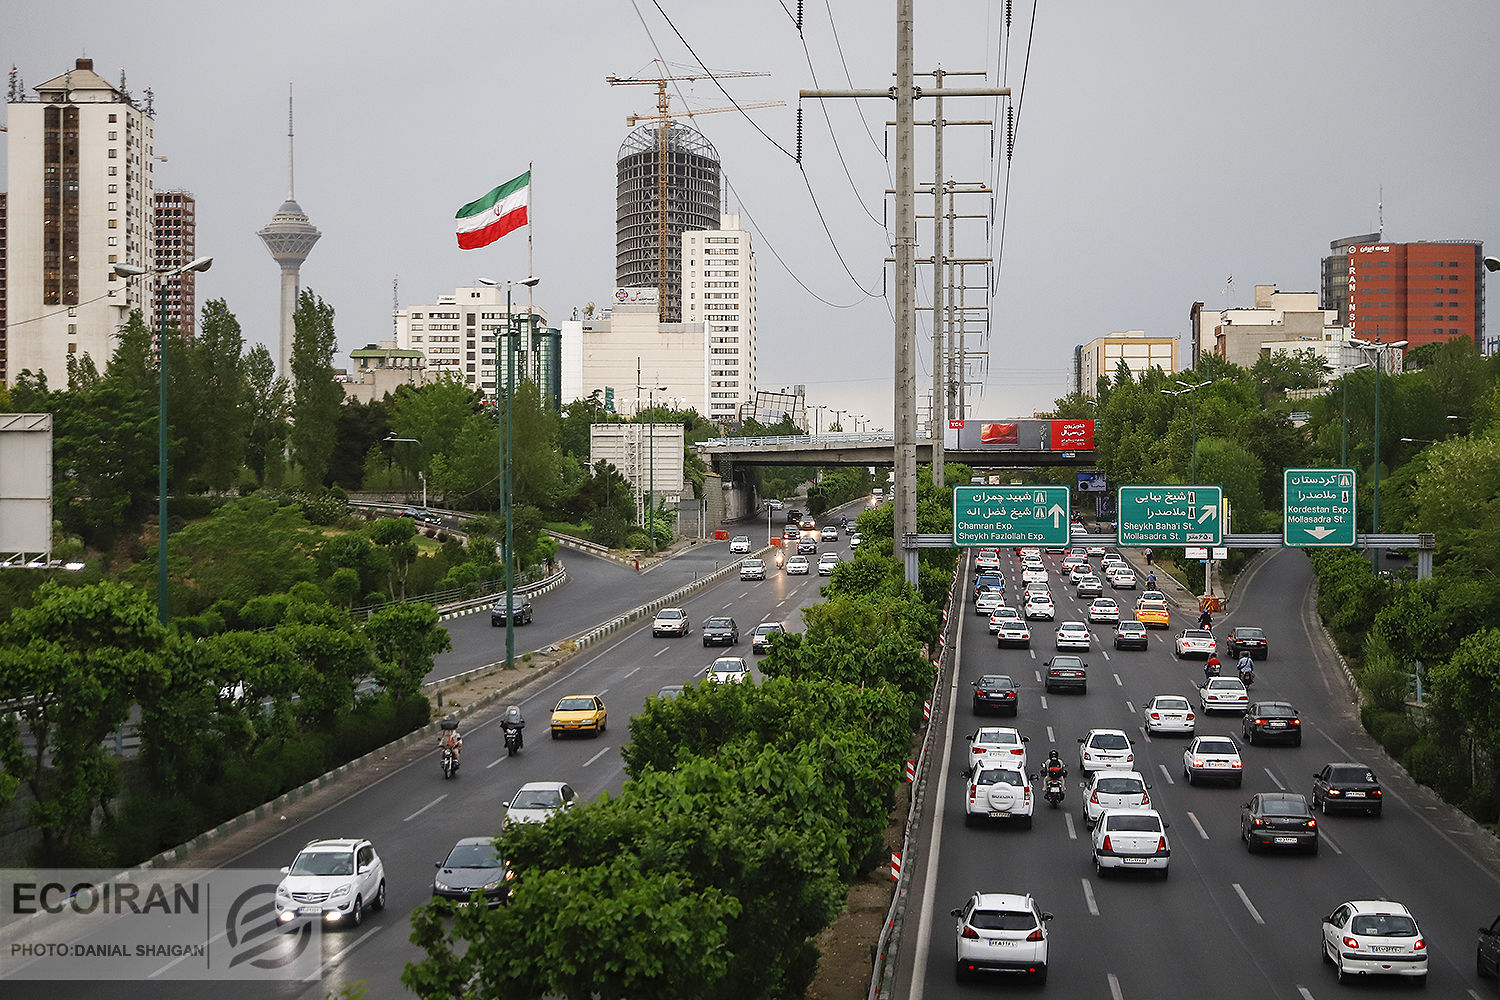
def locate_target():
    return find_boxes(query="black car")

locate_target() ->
[490,595,533,626]
[432,837,511,908]
[796,536,818,554]
[785,508,803,525]
[1225,626,1268,660]
[1242,701,1301,746]
[702,616,740,647]
[784,525,801,540]
[1311,762,1383,816]
[1241,792,1318,854]
[971,674,1019,716]
[1114,621,1149,651]
[1043,656,1087,694]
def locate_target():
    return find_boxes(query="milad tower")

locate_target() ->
[258,86,321,380]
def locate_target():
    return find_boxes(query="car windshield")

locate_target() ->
[556,697,596,712]
[1184,630,1212,640]
[744,560,763,567]
[977,730,1019,745]
[1257,704,1296,717]
[1197,739,1237,754]
[1236,628,1265,639]
[511,788,563,809]
[1207,679,1244,691]
[977,769,1025,787]
[970,909,1037,932]
[1061,622,1086,631]
[706,618,732,628]
[1089,733,1129,750]
[1331,767,1377,783]
[978,675,1013,687]
[1139,601,1167,611]
[1155,697,1190,710]
[755,624,781,635]
[1351,914,1418,937]
[657,610,683,620]
[443,842,502,868]
[1261,796,1310,816]
[290,851,353,876]
[1106,815,1162,833]
[713,659,745,673]
[1096,777,1145,795]
[1051,656,1083,669]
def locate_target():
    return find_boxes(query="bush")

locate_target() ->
[1360,705,1420,760]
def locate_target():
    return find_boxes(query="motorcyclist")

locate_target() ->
[1146,571,1157,590]
[1198,608,1213,629]
[1204,655,1222,681]
[1237,654,1255,682]
[438,718,463,763]
[1041,750,1068,783]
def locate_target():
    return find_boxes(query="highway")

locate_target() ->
[893,545,1500,999]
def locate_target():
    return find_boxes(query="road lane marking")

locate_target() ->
[738,591,749,599]
[1046,725,1055,743]
[1264,768,1285,790]
[1125,700,1135,713]
[1040,696,1048,710]
[654,646,669,657]
[582,746,610,767]
[1035,670,1042,683]
[1065,813,1077,841]
[623,666,640,679]
[1114,673,1123,687]
[1108,973,1125,1000]
[1028,647,1037,659]
[1139,725,1152,744]
[485,754,508,769]
[1296,988,1314,1000]
[1319,829,1343,855]
[1232,882,1265,925]
[722,603,733,609]
[404,794,447,822]
[1102,650,1111,661]
[1187,811,1210,839]
[1081,878,1099,916]
[1157,764,1175,785]
[778,598,788,606]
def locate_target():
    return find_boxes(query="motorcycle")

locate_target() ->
[1042,772,1066,808]
[502,722,524,756]
[440,746,458,779]
[1238,665,1256,687]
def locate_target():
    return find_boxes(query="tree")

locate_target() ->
[389,377,487,473]
[151,496,319,616]
[330,395,391,491]
[364,603,452,701]
[368,517,420,600]
[507,379,565,509]
[179,299,250,491]
[1428,628,1500,805]
[289,289,342,487]
[244,344,289,485]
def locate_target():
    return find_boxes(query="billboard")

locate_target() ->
[0,413,53,564]
[1077,471,1107,493]
[613,287,659,306]
[945,418,1095,452]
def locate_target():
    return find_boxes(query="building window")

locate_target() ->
[108,148,117,158]
[108,113,117,123]
[108,237,118,246]
[109,166,117,175]
[108,219,118,229]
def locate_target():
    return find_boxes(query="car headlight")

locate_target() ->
[329,884,350,899]
[276,884,290,898]
[434,879,454,892]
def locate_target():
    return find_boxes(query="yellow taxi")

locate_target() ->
[1135,599,1171,629]
[550,694,607,738]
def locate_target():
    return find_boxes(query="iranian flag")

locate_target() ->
[454,171,529,250]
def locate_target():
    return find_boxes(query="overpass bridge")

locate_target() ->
[695,432,1096,469]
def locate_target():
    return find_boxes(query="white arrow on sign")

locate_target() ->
[1047,503,1067,527]
[1304,526,1337,540]
[1197,505,1219,524]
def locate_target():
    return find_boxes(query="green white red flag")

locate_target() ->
[455,171,530,250]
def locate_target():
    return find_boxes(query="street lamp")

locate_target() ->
[114,255,213,624]
[477,275,539,669]
[383,434,423,506]
[1160,379,1211,482]
[1348,335,1407,572]
[1339,362,1372,466]
[636,381,668,553]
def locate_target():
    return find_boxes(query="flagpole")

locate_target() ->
[527,161,535,382]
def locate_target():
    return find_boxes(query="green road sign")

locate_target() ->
[953,486,1071,547]
[1117,485,1223,546]
[1283,468,1357,547]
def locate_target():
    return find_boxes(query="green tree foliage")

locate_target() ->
[364,602,451,701]
[288,289,342,487]
[1409,428,1500,573]
[1427,628,1500,804]
[330,396,391,491]
[389,377,487,473]
[367,516,419,600]
[155,497,319,616]
[428,412,500,508]
[177,299,250,491]
[243,344,289,485]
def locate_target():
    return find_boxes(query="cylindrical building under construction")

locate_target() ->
[616,124,721,324]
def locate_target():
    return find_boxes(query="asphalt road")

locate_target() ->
[1,501,869,997]
[894,545,1500,999]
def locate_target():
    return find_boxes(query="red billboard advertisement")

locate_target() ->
[1049,419,1094,450]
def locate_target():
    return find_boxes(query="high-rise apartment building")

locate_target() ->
[4,58,156,387]
[0,192,8,384]
[681,213,756,423]
[153,191,196,340]
[1072,331,1177,397]
[393,285,557,404]
[1320,236,1485,352]
[615,124,721,323]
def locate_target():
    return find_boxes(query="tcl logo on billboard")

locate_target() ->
[1050,419,1094,449]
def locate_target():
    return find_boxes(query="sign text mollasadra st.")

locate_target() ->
[1283,468,1357,547]
[952,486,1071,547]
[1116,486,1223,546]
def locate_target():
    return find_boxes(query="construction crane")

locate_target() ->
[607,63,783,311]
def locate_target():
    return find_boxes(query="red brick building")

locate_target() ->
[1326,239,1485,352]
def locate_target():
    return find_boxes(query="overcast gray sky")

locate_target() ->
[7,1,1498,428]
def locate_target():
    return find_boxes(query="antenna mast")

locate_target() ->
[287,83,295,200]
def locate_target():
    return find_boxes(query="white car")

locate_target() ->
[707,656,751,684]
[504,780,579,825]
[1143,694,1196,736]
[1054,621,1092,650]
[1107,566,1137,589]
[1320,900,1428,986]
[729,535,751,554]
[1100,553,1126,570]
[739,558,766,581]
[1137,589,1167,605]
[1078,728,1134,772]
[817,552,840,575]
[1174,628,1217,659]
[1061,555,1088,573]
[1021,566,1048,585]
[1024,594,1055,620]
[950,891,1052,984]
[986,605,1021,634]
[1200,676,1249,714]
[1086,544,1106,557]
[849,533,862,549]
[1018,547,1042,561]
[1091,808,1170,878]
[975,589,1007,616]
[1068,563,1095,584]
[975,550,1003,571]
[1182,734,1244,786]
[275,838,387,927]
[963,762,1034,828]
[966,726,1030,770]
[994,618,1031,649]
[1087,598,1120,624]
[784,554,810,575]
[820,525,839,541]
[1081,769,1152,828]
[651,607,689,637]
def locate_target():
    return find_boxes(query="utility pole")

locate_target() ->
[930,67,946,488]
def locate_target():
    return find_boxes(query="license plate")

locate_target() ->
[1371,946,1402,953]
[1122,857,1148,865]
[986,939,1015,947]
[1345,791,1366,797]
[1209,761,1227,767]
[990,811,1011,818]
[1274,837,1297,844]
[1269,722,1286,728]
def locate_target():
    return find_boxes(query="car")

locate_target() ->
[767,499,784,510]
[729,535,752,554]
[849,532,862,549]
[1078,728,1134,772]
[783,525,800,540]
[1061,556,1087,575]
[1044,655,1087,693]
[950,891,1052,983]
[975,549,1003,571]
[817,552,840,575]
[975,589,1007,616]
[1068,563,1094,584]
[1087,598,1120,624]
[651,607,689,637]
[784,554,810,575]
[414,509,444,526]
[1054,621,1092,651]
[1174,628,1217,659]
[1311,762,1383,816]
[1320,900,1427,986]
[700,616,739,647]
[971,674,1019,715]
[1137,600,1170,628]
[1100,552,1126,570]
[1024,593,1055,620]
[963,762,1034,828]
[796,536,818,554]
[784,508,802,524]
[490,595,534,626]
[740,558,766,581]
[1114,620,1149,650]
[966,726,1030,769]
[1017,547,1041,561]
[432,836,512,908]
[1107,566,1137,589]
[987,605,1023,632]
[504,780,578,825]
[1242,701,1302,746]
[550,693,607,738]
[973,573,1005,602]
[707,656,751,684]
[1200,676,1249,714]
[1477,913,1500,980]
[1086,544,1106,557]
[821,525,839,541]
[1081,769,1152,827]
[1021,566,1049,585]
[798,517,817,534]
[275,838,386,927]
[1138,589,1167,604]
[656,684,686,700]
[1225,625,1269,660]
[1076,576,1104,598]
[1241,792,1319,854]
[1182,734,1243,785]
[994,618,1031,649]
[1091,808,1170,878]
[1143,694,1196,736]
[750,621,786,654]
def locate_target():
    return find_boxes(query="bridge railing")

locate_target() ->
[698,432,894,448]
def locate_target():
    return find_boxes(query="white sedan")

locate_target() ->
[1107,566,1137,589]
[1081,769,1152,828]
[1199,677,1249,714]
[707,656,751,684]
[784,554,810,575]
[1024,594,1055,621]
[729,535,752,554]
[1174,629,1217,659]
[817,553,840,576]
[1142,695,1196,736]
[1078,728,1134,772]
[975,590,1007,616]
[1087,598,1120,624]
[966,726,1030,770]
[848,533,862,548]
[994,618,1031,649]
[1091,808,1170,878]
[987,606,1022,635]
[1021,566,1048,585]
[1320,900,1428,986]
[1054,621,1092,650]
[1182,735,1243,786]
[975,550,1003,571]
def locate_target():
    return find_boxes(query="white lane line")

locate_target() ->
[1232,882,1266,925]
[653,646,669,657]
[1029,648,1037,659]
[1040,696,1049,710]
[1470,990,1485,1000]
[597,688,609,695]
[1065,813,1078,841]
[404,794,447,822]
[1081,878,1099,916]
[582,746,610,767]
[1035,670,1043,682]
[1138,725,1152,744]
[1102,649,1111,661]
[1046,725,1055,743]
[738,591,749,599]
[1320,829,1344,855]
[1187,811,1210,840]
[1114,673,1123,687]
[1158,764,1175,785]
[778,599,788,606]
[1108,973,1125,1000]
[1296,988,1315,1000]
[623,666,641,679]
[1125,700,1135,713]
[722,603,733,609]
[1264,768,1285,790]
[485,754,508,769]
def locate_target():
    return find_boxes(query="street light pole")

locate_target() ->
[1349,336,1406,574]
[1160,379,1210,482]
[1340,361,1372,466]
[636,381,668,553]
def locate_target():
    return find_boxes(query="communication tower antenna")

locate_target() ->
[392,276,400,339]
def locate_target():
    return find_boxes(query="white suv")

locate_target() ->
[950,891,1052,984]
[729,535,751,554]
[963,762,1034,828]
[276,838,387,927]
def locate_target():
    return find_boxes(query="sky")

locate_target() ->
[6,1,1499,430]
